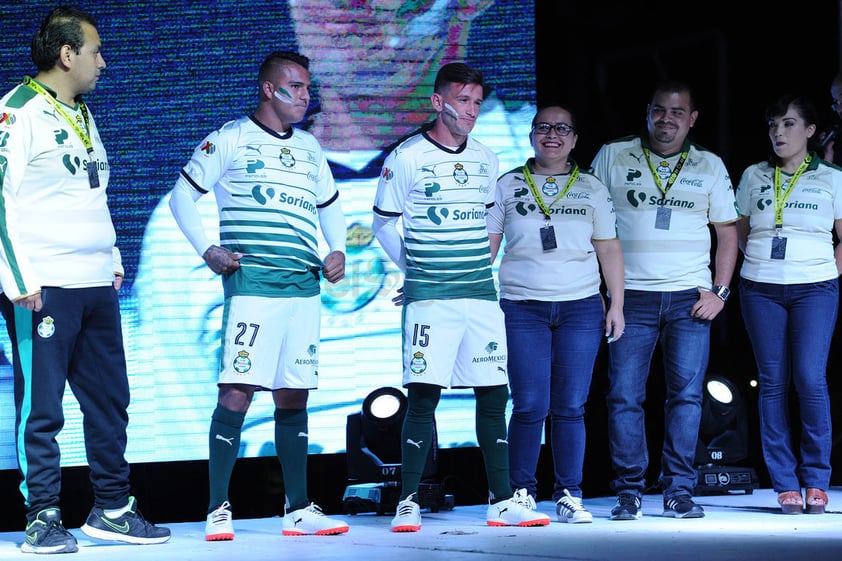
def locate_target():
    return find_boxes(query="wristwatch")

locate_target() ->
[712,285,730,303]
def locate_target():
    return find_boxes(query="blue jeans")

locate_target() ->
[739,278,837,492]
[606,289,710,500]
[502,295,604,500]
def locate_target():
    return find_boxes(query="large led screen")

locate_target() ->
[0,0,535,469]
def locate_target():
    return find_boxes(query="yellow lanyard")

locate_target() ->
[522,162,580,220]
[773,154,812,230]
[23,76,94,156]
[643,147,688,198]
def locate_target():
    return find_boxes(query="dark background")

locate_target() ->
[2,0,842,531]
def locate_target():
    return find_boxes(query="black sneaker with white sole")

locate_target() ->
[81,496,171,544]
[21,507,78,554]
[663,495,705,518]
[610,493,643,520]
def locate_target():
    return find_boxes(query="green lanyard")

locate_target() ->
[522,162,580,220]
[23,76,94,156]
[773,154,812,230]
[643,147,688,198]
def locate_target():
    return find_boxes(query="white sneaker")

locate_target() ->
[486,489,550,527]
[205,501,234,541]
[391,493,422,533]
[282,503,349,536]
[555,489,593,524]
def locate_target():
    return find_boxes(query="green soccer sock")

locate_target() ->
[208,405,246,513]
[275,408,309,511]
[475,384,512,501]
[400,383,441,502]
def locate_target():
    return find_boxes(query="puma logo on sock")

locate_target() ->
[215,434,234,445]
[406,439,423,449]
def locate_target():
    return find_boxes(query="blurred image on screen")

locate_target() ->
[0,0,535,468]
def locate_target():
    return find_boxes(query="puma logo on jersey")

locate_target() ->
[406,439,423,449]
[215,434,234,446]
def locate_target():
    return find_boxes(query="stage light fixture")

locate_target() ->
[343,386,446,515]
[694,374,758,495]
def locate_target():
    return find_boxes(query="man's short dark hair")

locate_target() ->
[434,62,484,94]
[31,6,97,72]
[258,50,310,82]
[651,79,697,112]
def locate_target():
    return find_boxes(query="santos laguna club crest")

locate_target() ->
[232,350,252,374]
[409,351,427,375]
[279,147,295,168]
[452,163,468,184]
[37,316,56,338]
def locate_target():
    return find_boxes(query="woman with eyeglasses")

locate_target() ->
[735,93,842,515]
[487,103,625,523]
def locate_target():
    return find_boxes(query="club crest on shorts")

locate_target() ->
[409,351,427,375]
[232,350,252,374]
[37,316,56,338]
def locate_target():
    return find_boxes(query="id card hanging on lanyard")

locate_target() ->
[771,155,811,260]
[643,147,688,230]
[522,162,579,251]
[23,76,100,188]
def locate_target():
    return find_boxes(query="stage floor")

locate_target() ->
[1,488,840,560]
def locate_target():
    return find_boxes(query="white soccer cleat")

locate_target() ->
[486,488,550,527]
[391,493,422,533]
[282,503,349,536]
[205,501,234,541]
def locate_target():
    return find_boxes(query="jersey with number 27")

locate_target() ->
[176,115,338,299]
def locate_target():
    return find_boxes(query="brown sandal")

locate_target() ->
[777,491,803,514]
[805,488,828,514]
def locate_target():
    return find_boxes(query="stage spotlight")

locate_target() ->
[358,386,408,470]
[694,374,758,495]
[344,387,444,514]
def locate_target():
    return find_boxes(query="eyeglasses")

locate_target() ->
[532,122,575,136]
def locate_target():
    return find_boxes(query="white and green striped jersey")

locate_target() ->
[373,131,499,303]
[176,115,339,298]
